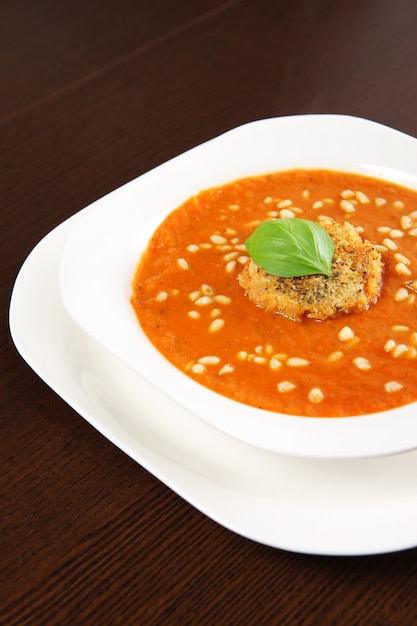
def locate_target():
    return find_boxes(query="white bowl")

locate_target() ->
[60,114,417,459]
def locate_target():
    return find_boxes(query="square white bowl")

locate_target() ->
[60,114,417,458]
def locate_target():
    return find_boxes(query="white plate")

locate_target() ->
[9,214,417,556]
[59,114,417,459]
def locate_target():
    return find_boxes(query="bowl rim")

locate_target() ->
[59,114,417,459]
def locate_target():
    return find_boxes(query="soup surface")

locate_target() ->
[131,169,417,417]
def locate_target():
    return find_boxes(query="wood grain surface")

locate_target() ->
[2,1,417,623]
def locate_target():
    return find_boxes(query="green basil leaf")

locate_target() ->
[244,218,334,278]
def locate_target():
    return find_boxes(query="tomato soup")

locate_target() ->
[131,170,417,417]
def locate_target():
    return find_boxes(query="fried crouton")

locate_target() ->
[238,219,383,321]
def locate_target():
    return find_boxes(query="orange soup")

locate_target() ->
[131,170,417,417]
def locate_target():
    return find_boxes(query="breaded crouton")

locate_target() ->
[238,219,383,321]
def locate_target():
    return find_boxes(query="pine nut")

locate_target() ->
[280,208,295,218]
[287,357,310,367]
[382,238,398,250]
[394,288,409,301]
[195,296,213,306]
[385,381,403,393]
[177,258,189,269]
[353,357,372,370]
[223,251,239,262]
[277,199,292,208]
[400,215,413,229]
[395,262,411,276]
[214,294,232,305]
[308,387,324,403]
[277,381,296,393]
[355,191,370,204]
[389,229,404,238]
[198,356,220,365]
[210,234,227,244]
[392,344,408,357]
[269,358,282,370]
[188,310,201,319]
[209,318,225,333]
[338,326,355,341]
[201,283,214,296]
[340,199,355,213]
[394,253,410,265]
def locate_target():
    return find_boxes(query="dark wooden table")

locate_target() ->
[3,1,417,623]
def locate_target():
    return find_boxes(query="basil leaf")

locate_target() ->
[244,218,334,278]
